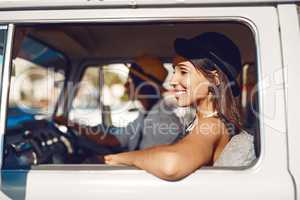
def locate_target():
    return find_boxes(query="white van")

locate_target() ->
[0,0,299,199]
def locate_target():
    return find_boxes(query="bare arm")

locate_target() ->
[105,118,225,181]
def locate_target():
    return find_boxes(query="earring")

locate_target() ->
[208,85,219,101]
[208,86,215,94]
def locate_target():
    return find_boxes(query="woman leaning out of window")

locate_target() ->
[105,32,254,181]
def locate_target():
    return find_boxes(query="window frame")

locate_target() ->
[0,24,12,168]
[1,17,261,172]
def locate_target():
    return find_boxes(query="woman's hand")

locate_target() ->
[104,152,135,166]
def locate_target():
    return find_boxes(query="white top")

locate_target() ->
[214,130,256,167]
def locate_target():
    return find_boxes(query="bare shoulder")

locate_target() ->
[193,117,226,139]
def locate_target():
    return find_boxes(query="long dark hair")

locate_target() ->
[191,58,241,135]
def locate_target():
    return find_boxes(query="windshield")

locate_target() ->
[7,35,66,128]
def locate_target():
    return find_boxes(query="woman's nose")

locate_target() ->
[169,72,179,88]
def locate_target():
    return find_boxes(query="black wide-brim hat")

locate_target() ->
[174,32,242,97]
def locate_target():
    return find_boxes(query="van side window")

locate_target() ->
[0,26,7,122]
[2,23,259,170]
[69,67,101,126]
[0,26,6,63]
[69,64,139,127]
[7,36,66,129]
[0,26,7,72]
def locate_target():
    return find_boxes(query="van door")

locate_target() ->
[0,5,295,200]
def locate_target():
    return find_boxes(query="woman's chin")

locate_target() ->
[176,99,191,107]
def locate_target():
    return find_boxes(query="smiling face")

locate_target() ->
[170,55,211,107]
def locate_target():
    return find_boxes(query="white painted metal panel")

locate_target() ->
[0,0,298,10]
[26,168,293,200]
[0,6,290,200]
[278,4,300,200]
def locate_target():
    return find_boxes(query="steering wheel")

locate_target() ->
[3,119,120,169]
[52,121,125,163]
